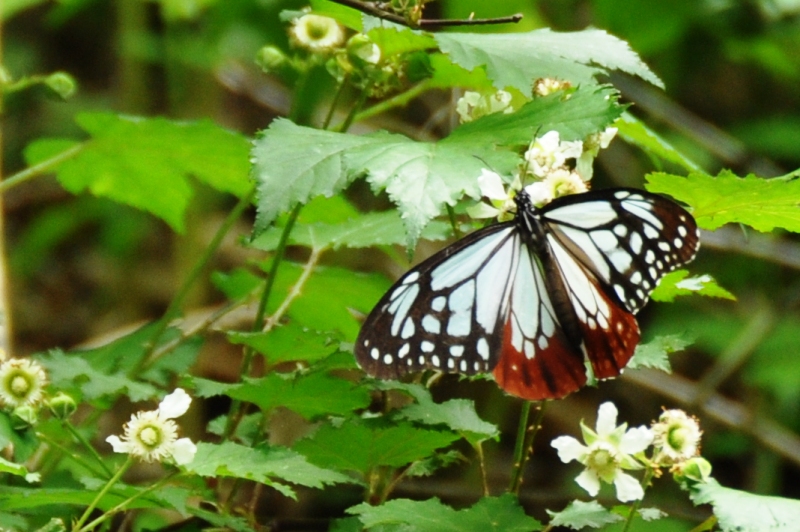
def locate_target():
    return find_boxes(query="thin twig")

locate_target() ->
[328,0,522,27]
[262,247,323,332]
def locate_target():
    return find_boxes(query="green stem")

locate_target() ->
[621,466,656,532]
[334,88,371,133]
[509,401,546,494]
[445,204,462,239]
[36,432,107,479]
[76,472,178,532]
[63,421,114,477]
[0,143,84,194]
[323,76,349,130]
[223,202,302,439]
[474,441,489,496]
[352,79,432,123]
[137,187,255,372]
[73,457,134,532]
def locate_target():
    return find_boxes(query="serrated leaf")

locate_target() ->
[616,112,700,172]
[24,113,250,232]
[628,334,693,372]
[230,372,371,419]
[690,478,800,532]
[547,500,624,529]
[435,29,662,93]
[250,210,452,252]
[253,86,618,246]
[310,0,362,30]
[187,442,353,499]
[293,419,459,475]
[211,267,263,301]
[387,383,499,444]
[227,323,342,365]
[367,27,437,58]
[428,53,494,90]
[404,450,465,478]
[651,270,736,302]
[349,495,541,531]
[646,171,800,233]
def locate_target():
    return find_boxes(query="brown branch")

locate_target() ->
[328,0,522,28]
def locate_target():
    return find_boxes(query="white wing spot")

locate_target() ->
[422,315,441,334]
[450,345,464,357]
[643,224,659,239]
[370,348,380,360]
[418,355,425,364]
[401,319,415,339]
[431,355,440,367]
[614,284,626,302]
[474,361,482,371]
[383,354,393,365]
[597,312,609,329]
[524,340,534,359]
[398,343,410,359]
[432,296,446,312]
[615,190,630,199]
[460,360,468,371]
[631,271,642,284]
[477,338,490,360]
[421,341,435,352]
[614,224,628,237]
[658,241,671,252]
[649,266,658,279]
[591,230,618,251]
[630,232,643,254]
[636,289,645,300]
[403,271,420,284]
[363,339,370,347]
[678,225,688,237]
[447,280,475,337]
[645,250,656,264]
[537,336,548,350]
[407,358,413,366]
[674,237,683,248]
[587,316,597,330]
[447,358,455,369]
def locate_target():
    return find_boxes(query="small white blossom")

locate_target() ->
[466,169,518,221]
[524,168,587,207]
[290,14,344,53]
[652,409,702,466]
[455,90,513,123]
[524,131,583,178]
[575,127,618,181]
[0,358,48,409]
[533,77,572,97]
[552,402,654,502]
[106,388,196,465]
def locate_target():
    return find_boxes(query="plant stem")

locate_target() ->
[509,401,546,494]
[0,143,85,194]
[323,76,349,131]
[76,472,178,532]
[36,432,107,479]
[138,187,255,372]
[352,80,432,124]
[445,204,462,239]
[63,421,114,477]
[334,88,371,133]
[621,466,656,532]
[73,457,134,531]
[474,441,489,496]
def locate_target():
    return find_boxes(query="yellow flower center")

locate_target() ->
[139,426,160,447]
[11,374,30,396]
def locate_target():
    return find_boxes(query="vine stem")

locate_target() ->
[352,79,432,123]
[35,432,108,479]
[73,457,134,531]
[323,75,349,131]
[63,421,114,477]
[327,0,522,27]
[0,143,85,194]
[137,186,256,372]
[620,465,656,532]
[509,401,547,494]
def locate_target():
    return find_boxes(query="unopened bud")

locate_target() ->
[45,72,77,100]
[47,392,77,420]
[256,46,287,73]
[12,404,38,429]
[674,456,712,484]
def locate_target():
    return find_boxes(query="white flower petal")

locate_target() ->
[477,169,508,200]
[466,203,502,219]
[524,182,554,207]
[596,402,619,436]
[158,388,191,419]
[575,469,601,496]
[106,435,131,454]
[538,130,561,151]
[599,127,618,149]
[560,140,584,159]
[620,426,654,454]
[613,470,644,502]
[551,436,587,463]
[575,151,595,181]
[171,438,197,465]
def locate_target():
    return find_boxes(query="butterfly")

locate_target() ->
[354,188,699,400]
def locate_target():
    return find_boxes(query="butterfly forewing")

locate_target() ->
[355,187,700,400]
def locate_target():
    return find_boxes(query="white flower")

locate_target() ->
[524,168,587,207]
[551,402,654,502]
[290,14,344,53]
[0,358,48,408]
[651,409,702,466]
[106,388,196,465]
[466,169,518,221]
[455,90,513,123]
[533,77,572,97]
[524,131,583,178]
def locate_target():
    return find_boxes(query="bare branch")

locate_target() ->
[328,0,522,28]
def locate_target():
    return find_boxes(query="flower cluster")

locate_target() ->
[551,402,707,504]
[107,388,197,466]
[456,89,514,123]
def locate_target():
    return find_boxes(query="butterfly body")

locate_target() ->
[356,188,699,400]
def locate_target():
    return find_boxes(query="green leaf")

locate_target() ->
[348,495,542,531]
[229,372,371,419]
[41,350,158,402]
[293,419,460,475]
[253,86,619,246]
[628,334,693,372]
[646,171,800,233]
[616,112,700,172]
[367,27,437,58]
[310,0,362,30]
[251,210,452,252]
[24,113,251,232]
[211,267,263,301]
[386,383,499,444]
[651,270,736,302]
[428,53,494,90]
[0,457,39,483]
[227,324,342,365]
[404,450,465,478]
[690,478,800,532]
[187,441,354,499]
[435,29,662,93]
[547,499,624,529]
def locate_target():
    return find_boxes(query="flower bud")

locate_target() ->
[47,392,77,420]
[347,34,381,67]
[674,456,713,485]
[255,46,287,73]
[12,404,38,429]
[45,72,77,100]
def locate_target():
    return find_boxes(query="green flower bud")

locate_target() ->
[347,34,381,67]
[255,46,287,73]
[674,456,713,485]
[47,392,77,420]
[12,404,38,429]
[45,72,77,100]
